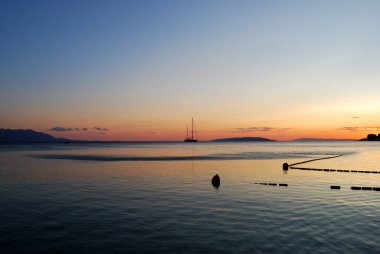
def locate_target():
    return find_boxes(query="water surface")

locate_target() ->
[1,141,380,253]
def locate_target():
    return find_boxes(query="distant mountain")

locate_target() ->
[0,129,71,143]
[360,134,380,141]
[292,138,354,142]
[210,137,276,142]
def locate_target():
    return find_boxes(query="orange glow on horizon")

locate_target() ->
[44,126,369,141]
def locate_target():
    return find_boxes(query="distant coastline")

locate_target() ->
[0,129,71,143]
[1,130,279,143]
[210,137,276,142]
[0,128,369,143]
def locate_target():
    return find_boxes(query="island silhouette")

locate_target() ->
[0,129,71,143]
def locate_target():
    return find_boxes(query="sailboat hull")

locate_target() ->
[184,138,198,142]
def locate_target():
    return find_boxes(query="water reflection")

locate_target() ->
[2,142,380,253]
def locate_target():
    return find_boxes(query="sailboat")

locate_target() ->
[184,117,198,142]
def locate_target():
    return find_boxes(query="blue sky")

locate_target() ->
[1,0,380,140]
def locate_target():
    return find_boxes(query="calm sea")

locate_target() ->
[1,141,380,253]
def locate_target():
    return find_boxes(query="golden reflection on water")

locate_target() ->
[2,142,380,254]
[2,142,380,192]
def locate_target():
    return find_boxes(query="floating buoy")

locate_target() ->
[268,183,277,186]
[330,185,340,189]
[373,187,380,191]
[351,170,357,173]
[351,186,361,190]
[259,183,268,185]
[211,174,220,188]
[279,183,288,187]
[283,163,289,170]
[362,187,372,190]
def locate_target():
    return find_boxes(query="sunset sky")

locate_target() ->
[1,0,380,141]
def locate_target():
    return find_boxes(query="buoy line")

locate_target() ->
[289,154,342,167]
[291,167,380,174]
[285,154,379,174]
[253,182,288,187]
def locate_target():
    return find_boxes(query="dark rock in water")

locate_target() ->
[372,187,380,191]
[330,185,340,189]
[283,163,289,170]
[362,187,372,190]
[211,174,220,188]
[351,186,361,190]
[279,183,288,187]
[268,183,277,186]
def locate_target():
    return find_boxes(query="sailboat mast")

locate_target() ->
[191,117,194,139]
[184,117,197,142]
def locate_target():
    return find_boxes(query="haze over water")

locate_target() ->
[2,1,380,253]
[1,141,380,253]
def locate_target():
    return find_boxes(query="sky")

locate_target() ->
[1,0,380,141]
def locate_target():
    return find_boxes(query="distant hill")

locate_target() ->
[210,137,276,142]
[360,134,380,141]
[292,138,354,142]
[0,129,71,143]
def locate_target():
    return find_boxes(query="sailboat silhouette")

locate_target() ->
[184,117,198,142]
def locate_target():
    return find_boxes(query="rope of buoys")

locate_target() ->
[330,186,380,191]
[283,155,341,171]
[290,167,380,174]
[283,154,380,174]
[351,186,380,191]
[253,183,380,191]
[289,155,342,167]
[254,182,288,187]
